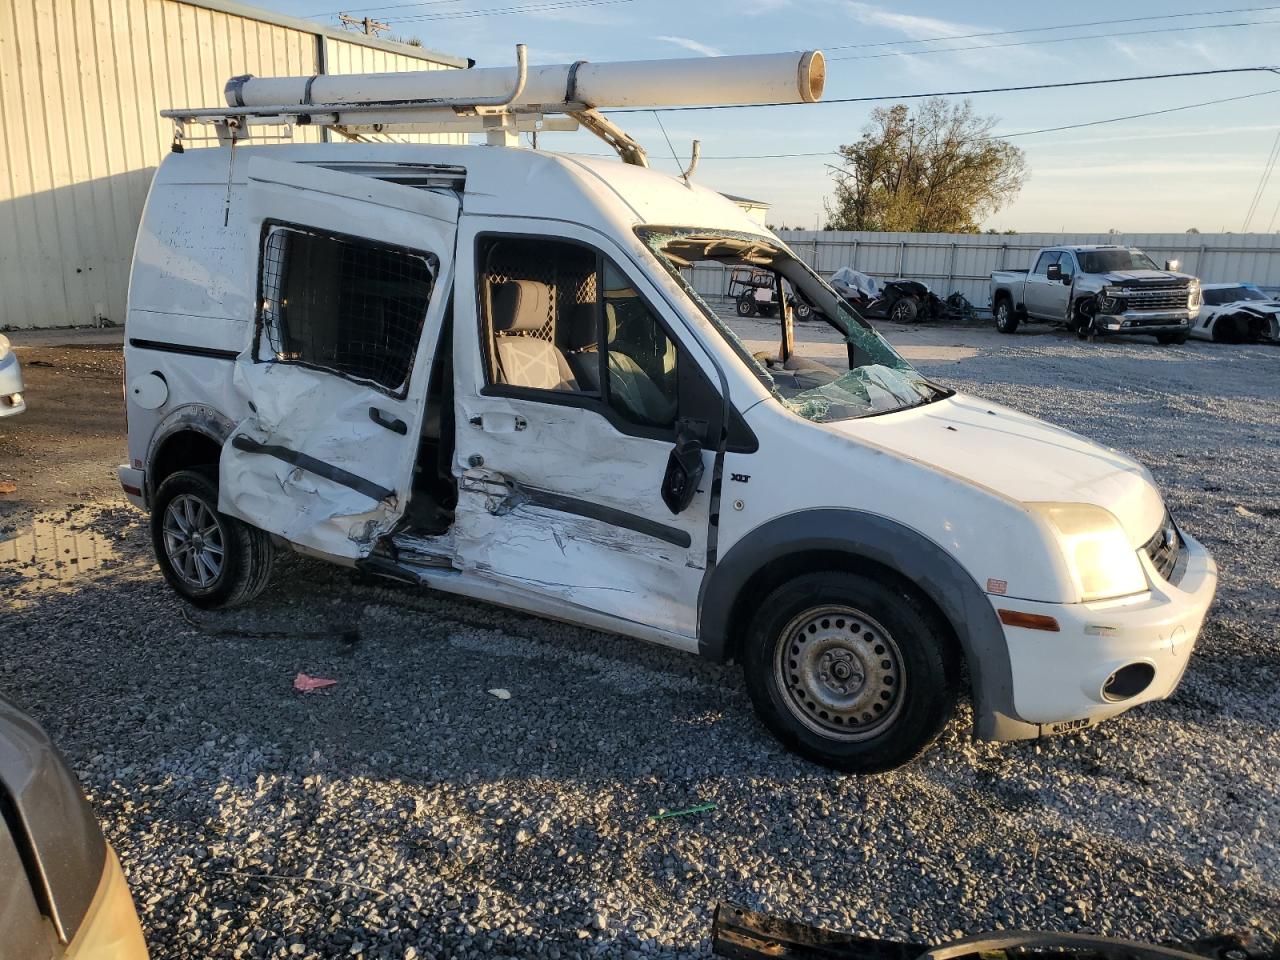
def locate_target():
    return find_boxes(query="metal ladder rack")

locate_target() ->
[160,44,651,167]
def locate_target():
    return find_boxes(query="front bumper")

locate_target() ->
[1097,309,1193,334]
[65,845,149,959]
[0,350,25,417]
[995,529,1216,734]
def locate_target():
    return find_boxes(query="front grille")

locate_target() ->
[1120,285,1189,311]
[1144,512,1183,581]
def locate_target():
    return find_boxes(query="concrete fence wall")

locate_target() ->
[685,231,1280,310]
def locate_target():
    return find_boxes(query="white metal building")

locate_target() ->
[0,0,468,329]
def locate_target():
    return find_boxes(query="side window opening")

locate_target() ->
[479,238,597,395]
[1032,251,1060,276]
[1058,253,1076,279]
[258,223,437,397]
[602,262,678,428]
[477,236,680,431]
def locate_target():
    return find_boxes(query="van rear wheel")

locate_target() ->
[151,468,274,609]
[742,571,958,773]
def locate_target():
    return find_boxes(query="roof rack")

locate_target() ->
[160,45,825,168]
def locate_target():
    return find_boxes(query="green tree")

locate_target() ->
[825,99,1027,233]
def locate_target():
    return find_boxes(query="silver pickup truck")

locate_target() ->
[991,245,1201,344]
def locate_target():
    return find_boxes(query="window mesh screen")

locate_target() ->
[480,239,596,345]
[259,225,436,395]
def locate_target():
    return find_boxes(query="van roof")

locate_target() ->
[158,142,768,239]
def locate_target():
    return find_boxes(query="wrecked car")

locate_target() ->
[0,693,150,959]
[991,245,1201,343]
[831,268,937,323]
[0,334,26,417]
[1190,283,1280,343]
[120,51,1216,772]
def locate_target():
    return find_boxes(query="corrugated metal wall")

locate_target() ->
[0,0,464,329]
[685,231,1280,309]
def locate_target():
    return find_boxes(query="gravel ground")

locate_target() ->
[1,325,1277,959]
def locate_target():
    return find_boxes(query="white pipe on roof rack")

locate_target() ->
[225,50,825,112]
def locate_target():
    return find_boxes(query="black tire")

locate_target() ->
[735,294,758,318]
[793,299,814,322]
[150,468,274,609]
[889,297,918,323]
[742,571,959,773]
[993,297,1019,334]
[1157,332,1188,345]
[1072,299,1099,341]
[1212,315,1243,344]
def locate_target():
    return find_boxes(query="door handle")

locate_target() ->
[369,407,408,435]
[469,412,527,433]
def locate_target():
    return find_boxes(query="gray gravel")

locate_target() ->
[1,327,1277,959]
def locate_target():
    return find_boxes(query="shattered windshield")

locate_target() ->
[638,226,948,422]
[1078,248,1160,273]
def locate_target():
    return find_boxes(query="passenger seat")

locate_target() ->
[491,280,579,391]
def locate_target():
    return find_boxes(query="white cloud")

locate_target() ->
[841,2,981,40]
[740,0,793,14]
[654,35,723,57]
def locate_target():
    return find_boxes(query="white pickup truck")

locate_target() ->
[991,245,1201,344]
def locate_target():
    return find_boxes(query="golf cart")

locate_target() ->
[729,266,814,320]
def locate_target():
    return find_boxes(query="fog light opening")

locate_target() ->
[1102,662,1155,702]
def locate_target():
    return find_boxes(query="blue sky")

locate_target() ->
[254,0,1280,232]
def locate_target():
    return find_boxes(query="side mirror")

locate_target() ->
[1164,259,1180,271]
[1046,263,1062,282]
[661,419,706,514]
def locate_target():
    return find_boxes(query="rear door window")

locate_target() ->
[257,223,437,398]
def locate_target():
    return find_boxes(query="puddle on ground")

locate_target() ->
[0,511,126,594]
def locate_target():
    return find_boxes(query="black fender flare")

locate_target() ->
[144,404,235,500]
[697,509,1035,741]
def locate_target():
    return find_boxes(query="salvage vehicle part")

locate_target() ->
[711,902,1278,960]
[122,50,1217,772]
[0,693,149,959]
[741,570,959,772]
[0,334,26,418]
[1190,283,1280,343]
[151,468,275,608]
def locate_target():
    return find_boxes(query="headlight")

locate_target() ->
[1031,502,1148,602]
[1187,282,1201,309]
[0,334,9,361]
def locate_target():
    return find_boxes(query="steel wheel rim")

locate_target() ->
[162,494,225,589]
[773,604,906,741]
[996,303,1010,329]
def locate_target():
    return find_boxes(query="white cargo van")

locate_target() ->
[119,51,1216,771]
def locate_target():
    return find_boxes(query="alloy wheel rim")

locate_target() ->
[162,494,225,589]
[773,604,905,741]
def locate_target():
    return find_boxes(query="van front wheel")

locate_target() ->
[742,571,958,773]
[151,468,274,609]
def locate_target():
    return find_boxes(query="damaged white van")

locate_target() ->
[120,50,1217,771]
